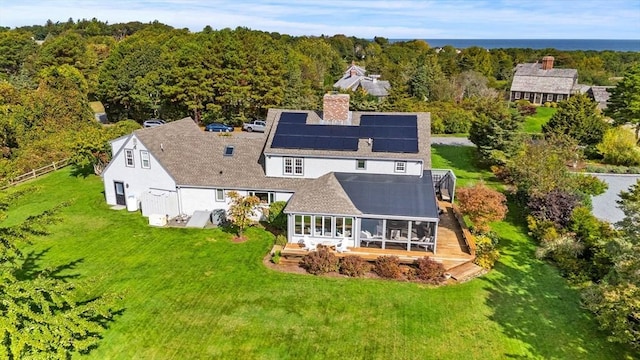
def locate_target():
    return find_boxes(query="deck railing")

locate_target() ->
[1,158,71,190]
[452,204,476,257]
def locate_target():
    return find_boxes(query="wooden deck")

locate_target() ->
[280,201,474,271]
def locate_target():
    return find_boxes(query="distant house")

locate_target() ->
[333,62,391,98]
[509,56,611,108]
[510,56,578,104]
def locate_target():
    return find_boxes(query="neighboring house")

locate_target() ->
[102,93,456,253]
[510,56,611,108]
[89,101,108,123]
[333,62,391,98]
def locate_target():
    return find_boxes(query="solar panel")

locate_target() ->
[272,112,419,152]
[279,112,308,124]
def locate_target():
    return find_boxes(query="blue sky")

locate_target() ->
[1,0,639,39]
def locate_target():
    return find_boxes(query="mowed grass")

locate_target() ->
[4,150,636,359]
[523,106,557,133]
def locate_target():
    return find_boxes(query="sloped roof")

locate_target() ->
[511,63,577,94]
[134,118,308,191]
[588,86,613,110]
[284,173,361,215]
[335,171,439,219]
[333,63,389,97]
[264,109,431,167]
[359,78,391,97]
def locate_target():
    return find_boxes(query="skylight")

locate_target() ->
[224,145,234,156]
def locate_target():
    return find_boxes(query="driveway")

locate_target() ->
[431,137,474,146]
[590,173,640,224]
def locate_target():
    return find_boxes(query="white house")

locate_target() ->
[102,94,456,252]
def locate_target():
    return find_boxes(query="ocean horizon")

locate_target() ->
[391,39,640,52]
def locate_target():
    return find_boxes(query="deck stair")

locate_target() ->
[447,261,484,282]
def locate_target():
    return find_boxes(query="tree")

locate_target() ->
[542,93,609,146]
[527,189,581,228]
[455,183,508,233]
[583,180,640,348]
[468,97,525,165]
[226,191,260,239]
[0,191,121,358]
[606,64,640,140]
[504,135,578,197]
[597,127,640,166]
[70,120,141,175]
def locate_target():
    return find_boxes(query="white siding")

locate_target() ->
[178,187,293,219]
[103,135,176,205]
[110,136,129,156]
[265,155,422,178]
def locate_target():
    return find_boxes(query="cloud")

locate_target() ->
[0,0,638,39]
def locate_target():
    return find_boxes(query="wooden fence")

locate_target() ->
[452,204,476,257]
[1,158,71,190]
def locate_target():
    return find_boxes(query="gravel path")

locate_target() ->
[431,137,474,146]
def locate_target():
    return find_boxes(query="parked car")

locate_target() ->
[205,123,234,132]
[242,120,266,132]
[143,119,166,128]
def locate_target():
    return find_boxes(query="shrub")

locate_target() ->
[373,256,402,279]
[571,174,608,196]
[474,234,500,269]
[442,108,473,134]
[339,255,370,277]
[267,201,287,231]
[455,183,508,233]
[271,250,281,264]
[274,234,287,246]
[535,235,586,278]
[414,257,446,284]
[430,114,445,134]
[300,248,339,275]
[527,189,581,228]
[515,100,536,116]
[597,127,640,166]
[527,215,560,242]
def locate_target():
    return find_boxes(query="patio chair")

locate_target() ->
[335,238,350,253]
[302,235,317,251]
[360,230,373,247]
[417,236,435,252]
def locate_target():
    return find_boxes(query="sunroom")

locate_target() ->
[284,171,450,254]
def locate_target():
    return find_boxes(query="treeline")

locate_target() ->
[0,18,639,180]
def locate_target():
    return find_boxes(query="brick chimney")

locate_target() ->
[542,56,554,70]
[349,61,357,77]
[323,93,350,123]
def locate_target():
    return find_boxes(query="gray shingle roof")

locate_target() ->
[134,118,309,191]
[588,86,613,109]
[511,63,577,94]
[264,109,431,168]
[284,173,361,215]
[333,63,389,97]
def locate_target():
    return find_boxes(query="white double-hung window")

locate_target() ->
[124,149,134,167]
[284,157,304,176]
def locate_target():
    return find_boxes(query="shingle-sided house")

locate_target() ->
[510,56,612,108]
[333,62,391,98]
[102,93,455,253]
[510,56,579,104]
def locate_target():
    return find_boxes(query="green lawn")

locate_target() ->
[523,106,557,133]
[3,149,636,359]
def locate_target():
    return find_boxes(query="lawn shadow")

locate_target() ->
[16,248,84,281]
[481,202,636,359]
[70,164,94,178]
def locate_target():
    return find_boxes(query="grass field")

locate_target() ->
[4,147,636,359]
[523,106,557,133]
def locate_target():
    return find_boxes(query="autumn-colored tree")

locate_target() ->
[456,183,508,233]
[226,191,260,239]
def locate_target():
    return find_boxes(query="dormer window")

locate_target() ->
[224,146,234,156]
